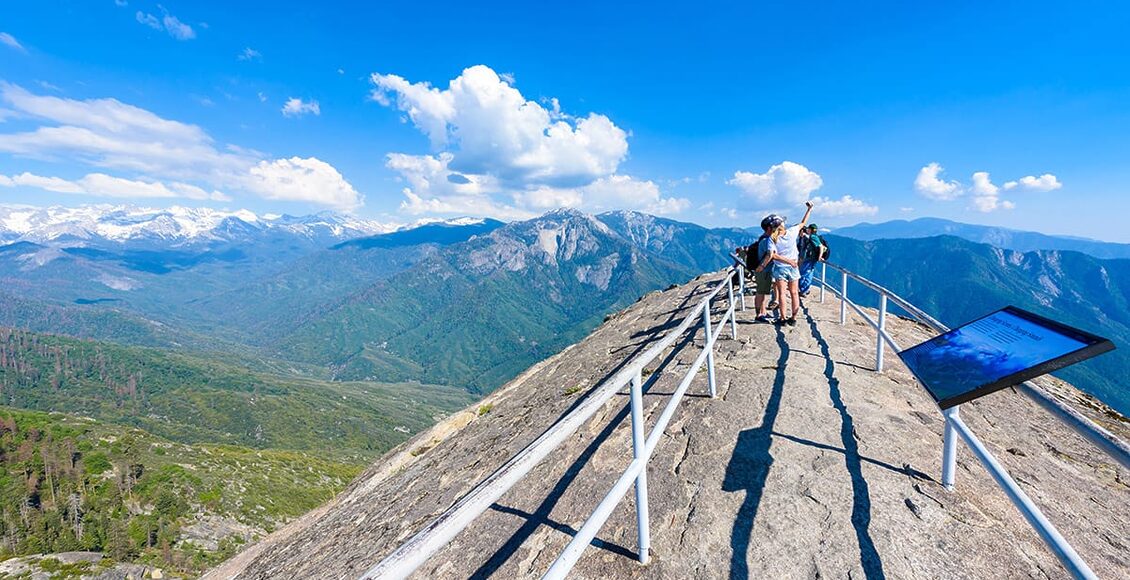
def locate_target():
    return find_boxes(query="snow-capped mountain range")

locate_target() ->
[0,204,487,247]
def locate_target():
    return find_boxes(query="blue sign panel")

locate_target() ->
[898,306,1114,409]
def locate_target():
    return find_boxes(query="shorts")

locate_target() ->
[753,269,773,295]
[772,263,800,282]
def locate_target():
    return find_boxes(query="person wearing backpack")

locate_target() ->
[749,215,778,323]
[798,223,825,297]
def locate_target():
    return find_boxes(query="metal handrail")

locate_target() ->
[817,260,1129,580]
[819,260,1130,470]
[363,266,743,579]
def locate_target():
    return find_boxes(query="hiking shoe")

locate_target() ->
[786,317,797,327]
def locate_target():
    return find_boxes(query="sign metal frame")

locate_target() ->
[898,305,1115,409]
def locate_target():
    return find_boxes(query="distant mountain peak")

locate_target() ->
[0,203,398,246]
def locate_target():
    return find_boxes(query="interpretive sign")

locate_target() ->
[898,306,1114,409]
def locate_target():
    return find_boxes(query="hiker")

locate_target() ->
[771,201,815,326]
[798,223,824,297]
[750,216,779,323]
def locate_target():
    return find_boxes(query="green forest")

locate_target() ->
[0,327,475,576]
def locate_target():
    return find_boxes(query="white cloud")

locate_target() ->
[900,207,914,213]
[916,164,1060,211]
[136,9,195,40]
[971,194,1015,213]
[0,84,359,208]
[914,162,962,200]
[1003,173,1062,192]
[115,0,128,6]
[371,65,685,218]
[371,65,628,187]
[281,98,320,117]
[727,161,823,204]
[238,47,262,61]
[969,171,1009,212]
[0,32,25,53]
[161,13,195,40]
[809,195,879,217]
[970,171,999,195]
[246,157,361,209]
[136,11,161,30]
[0,171,230,201]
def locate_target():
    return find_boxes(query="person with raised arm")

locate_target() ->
[770,200,815,326]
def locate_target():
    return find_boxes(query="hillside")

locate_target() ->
[824,234,1130,415]
[833,217,1130,259]
[208,272,1129,579]
[0,327,474,456]
[0,407,363,576]
[268,210,720,391]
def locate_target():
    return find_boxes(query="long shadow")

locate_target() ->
[487,504,637,560]
[551,281,703,428]
[770,431,933,482]
[722,325,789,580]
[805,310,886,579]
[470,329,698,578]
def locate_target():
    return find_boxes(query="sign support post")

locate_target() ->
[942,406,959,490]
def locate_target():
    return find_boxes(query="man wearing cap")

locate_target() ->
[798,223,824,297]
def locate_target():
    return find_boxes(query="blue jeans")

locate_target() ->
[799,260,818,294]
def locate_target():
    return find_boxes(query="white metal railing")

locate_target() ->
[363,265,745,580]
[817,260,1130,580]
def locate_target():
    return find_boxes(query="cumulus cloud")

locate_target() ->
[0,32,25,53]
[809,195,879,217]
[916,164,1060,211]
[1003,174,1062,192]
[370,65,683,218]
[0,171,230,201]
[968,171,1010,213]
[0,83,360,209]
[246,157,361,209]
[372,65,628,187]
[914,162,962,200]
[727,161,823,204]
[281,98,320,117]
[970,171,998,196]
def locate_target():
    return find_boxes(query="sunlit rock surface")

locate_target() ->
[207,272,1129,579]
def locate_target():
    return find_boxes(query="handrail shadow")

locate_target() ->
[470,330,699,578]
[805,310,886,579]
[722,325,788,580]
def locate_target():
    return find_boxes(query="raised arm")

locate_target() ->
[797,200,815,228]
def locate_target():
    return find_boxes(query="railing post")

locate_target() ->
[876,294,887,372]
[726,274,738,339]
[942,406,960,490]
[820,262,826,303]
[702,305,717,398]
[840,271,848,325]
[628,370,650,564]
[737,265,747,311]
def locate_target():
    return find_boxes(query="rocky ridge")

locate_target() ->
[206,272,1129,579]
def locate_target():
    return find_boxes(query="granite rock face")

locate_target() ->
[207,272,1129,579]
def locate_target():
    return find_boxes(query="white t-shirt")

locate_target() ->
[774,224,802,261]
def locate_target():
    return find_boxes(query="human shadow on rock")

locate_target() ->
[805,310,886,580]
[723,325,788,580]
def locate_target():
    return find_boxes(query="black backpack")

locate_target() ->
[819,236,831,261]
[746,234,768,271]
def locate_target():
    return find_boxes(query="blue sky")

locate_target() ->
[1,1,1128,239]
